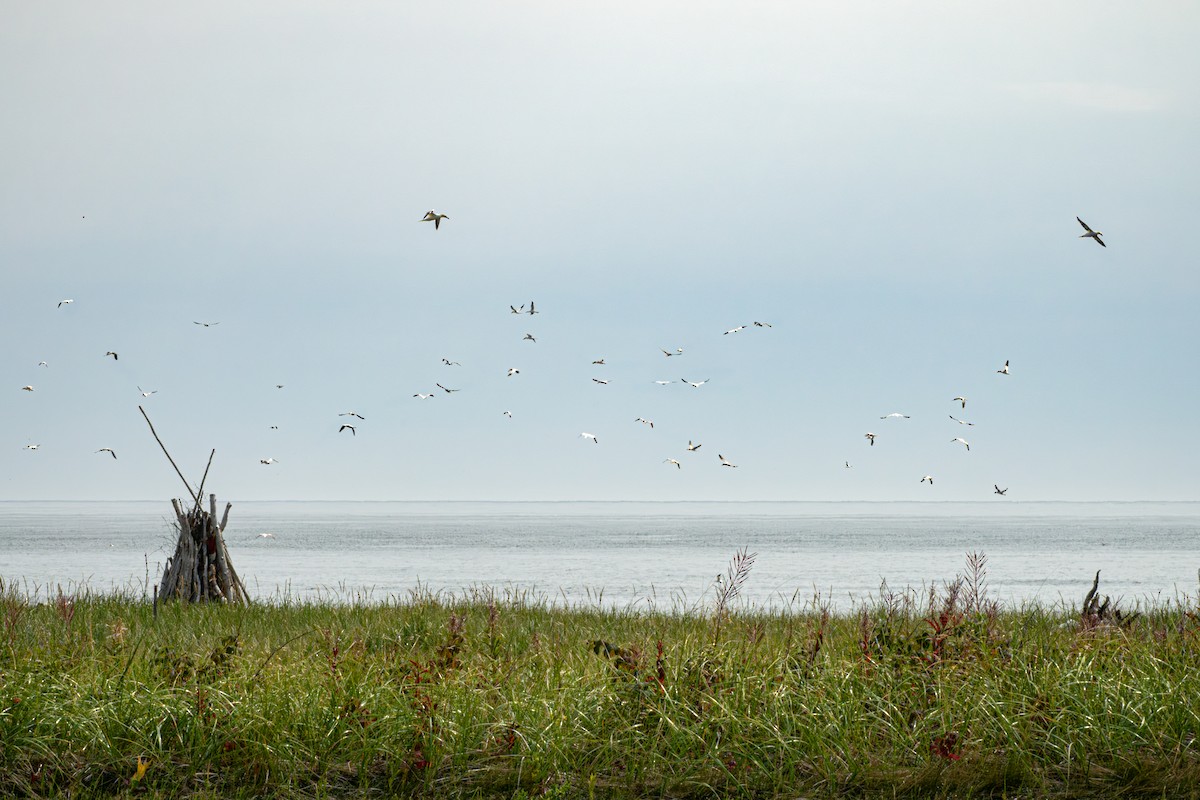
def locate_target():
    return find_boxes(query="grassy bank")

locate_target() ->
[3,555,1200,799]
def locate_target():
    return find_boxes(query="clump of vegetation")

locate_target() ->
[2,558,1199,799]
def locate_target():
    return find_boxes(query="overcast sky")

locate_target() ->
[2,2,1197,502]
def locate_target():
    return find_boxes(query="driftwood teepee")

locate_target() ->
[140,406,249,604]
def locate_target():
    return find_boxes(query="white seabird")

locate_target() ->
[635,417,654,429]
[442,358,462,366]
[753,321,772,328]
[952,437,970,451]
[507,368,520,377]
[137,387,157,397]
[682,378,709,388]
[96,448,117,459]
[1076,216,1105,247]
[718,453,738,468]
[664,458,681,469]
[21,385,34,392]
[996,360,1010,375]
[193,321,220,327]
[952,396,967,408]
[994,485,1008,496]
[421,210,449,230]
[686,440,701,451]
[413,393,435,399]
[864,432,876,446]
[523,334,536,342]
[920,475,933,485]
[592,378,609,385]
[259,458,279,465]
[580,432,598,444]
[24,444,40,450]
[436,383,459,394]
[723,325,747,335]
[949,415,975,426]
[661,348,683,357]
[58,299,73,308]
[339,412,366,419]
[880,412,910,420]
[104,351,118,360]
[339,424,357,435]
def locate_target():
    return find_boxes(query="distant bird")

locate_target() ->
[339,424,356,435]
[436,383,459,393]
[275,384,284,389]
[952,437,970,451]
[661,348,683,357]
[682,378,709,388]
[592,378,609,385]
[592,359,605,365]
[880,412,910,420]
[844,461,852,469]
[994,485,1008,496]
[193,321,220,327]
[664,458,681,469]
[421,210,449,230]
[753,321,772,328]
[413,393,435,399]
[37,361,48,367]
[523,333,536,342]
[510,304,525,314]
[96,448,117,459]
[104,351,118,360]
[57,299,73,308]
[864,432,876,446]
[1076,216,1105,247]
[949,415,975,426]
[996,360,1010,375]
[654,380,673,385]
[636,417,654,429]
[256,532,276,539]
[527,301,538,315]
[259,458,279,465]
[718,453,738,468]
[920,475,934,485]
[580,432,599,444]
[507,368,520,377]
[502,410,512,418]
[21,385,33,392]
[270,426,279,430]
[442,358,462,366]
[24,444,39,450]
[339,412,365,419]
[723,325,747,335]
[137,386,157,397]
[952,396,967,408]
[686,440,702,452]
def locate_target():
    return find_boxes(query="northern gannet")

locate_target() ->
[718,453,738,468]
[96,448,117,459]
[1076,216,1105,247]
[952,437,970,451]
[421,210,449,230]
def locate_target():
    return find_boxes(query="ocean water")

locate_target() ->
[2,501,1198,612]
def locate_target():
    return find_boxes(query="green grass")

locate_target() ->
[3,559,1200,799]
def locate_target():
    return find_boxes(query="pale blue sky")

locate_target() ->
[2,2,1197,501]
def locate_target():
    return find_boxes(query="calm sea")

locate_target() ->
[2,501,1198,612]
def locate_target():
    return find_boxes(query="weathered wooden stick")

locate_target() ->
[194,450,216,514]
[219,502,231,533]
[139,407,199,506]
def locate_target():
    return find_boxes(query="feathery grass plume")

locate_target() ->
[963,550,989,615]
[711,547,756,641]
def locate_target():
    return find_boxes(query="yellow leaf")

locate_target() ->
[131,756,148,782]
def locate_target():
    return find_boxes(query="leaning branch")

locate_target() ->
[138,406,199,506]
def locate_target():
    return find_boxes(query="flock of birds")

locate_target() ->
[17,211,1107,498]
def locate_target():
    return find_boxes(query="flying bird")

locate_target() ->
[104,351,118,360]
[259,458,279,465]
[137,386,157,397]
[718,454,738,468]
[880,412,910,420]
[421,210,449,230]
[275,384,284,389]
[96,448,117,459]
[21,385,33,392]
[920,475,934,485]
[661,348,683,357]
[37,361,48,367]
[753,321,772,328]
[441,358,462,366]
[952,437,970,451]
[527,301,538,315]
[654,380,674,385]
[844,461,852,469]
[502,410,512,418]
[24,444,39,450]
[523,333,536,342]
[682,378,709,388]
[723,325,747,335]
[635,417,654,429]
[339,424,357,435]
[510,304,525,314]
[592,359,605,365]
[436,383,459,393]
[952,396,967,408]
[686,440,702,452]
[1076,216,1105,247]
[864,432,876,446]
[413,393,435,399]
[58,299,73,308]
[256,532,276,539]
[591,378,609,385]
[580,432,599,444]
[996,360,1010,375]
[994,485,1008,496]
[949,415,975,426]
[507,368,520,377]
[193,321,220,327]
[664,458,681,469]
[339,412,366,419]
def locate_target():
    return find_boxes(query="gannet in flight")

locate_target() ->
[436,383,459,393]
[339,424,356,435]
[413,393,435,399]
[507,368,520,377]
[682,378,708,388]
[442,358,461,366]
[664,458,681,469]
[502,410,512,418]
[723,325,747,335]
[527,301,538,315]
[718,453,738,468]
[864,432,876,446]
[37,361,48,367]
[523,334,536,342]
[952,396,967,408]
[24,444,39,450]
[686,440,701,451]
[421,210,449,230]
[58,299,73,308]
[952,437,970,451]
[654,380,673,385]
[275,384,284,389]
[580,432,599,444]
[920,475,933,485]
[193,321,220,327]
[996,360,1010,375]
[1076,216,1105,247]
[259,458,279,465]
[510,304,525,314]
[256,532,276,539]
[994,485,1008,496]
[661,348,683,357]
[104,352,118,360]
[949,415,974,426]
[880,412,909,420]
[592,378,609,385]
[339,411,365,419]
[592,359,605,365]
[21,385,34,392]
[635,417,654,429]
[137,387,157,397]
[753,321,772,328]
[96,448,117,459]
[844,461,852,469]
